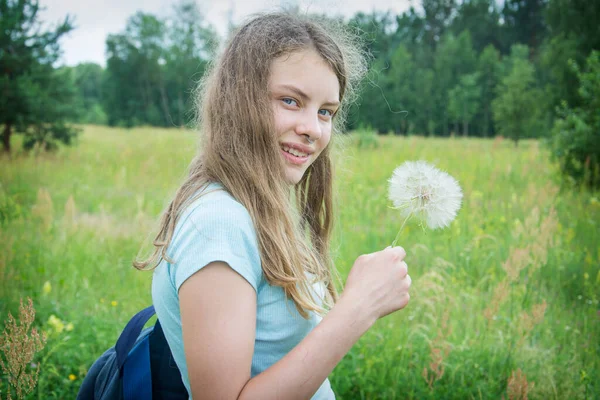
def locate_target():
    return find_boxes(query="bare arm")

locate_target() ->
[237,292,374,400]
[180,247,410,400]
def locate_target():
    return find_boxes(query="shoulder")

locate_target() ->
[167,182,263,292]
[180,183,253,231]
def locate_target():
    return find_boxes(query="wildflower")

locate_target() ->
[47,315,65,334]
[42,281,52,295]
[111,300,118,307]
[68,374,76,381]
[388,161,462,245]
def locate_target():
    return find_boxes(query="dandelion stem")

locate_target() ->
[391,211,412,247]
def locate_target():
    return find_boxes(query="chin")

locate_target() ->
[284,169,306,185]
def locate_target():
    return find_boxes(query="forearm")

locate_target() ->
[238,295,374,400]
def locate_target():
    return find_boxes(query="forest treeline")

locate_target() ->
[63,0,597,138]
[2,0,599,185]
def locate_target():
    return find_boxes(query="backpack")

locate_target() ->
[77,306,188,400]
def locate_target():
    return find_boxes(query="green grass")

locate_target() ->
[1,126,598,399]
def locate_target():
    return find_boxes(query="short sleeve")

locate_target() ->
[167,190,263,293]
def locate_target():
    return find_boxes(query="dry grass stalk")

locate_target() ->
[31,188,53,232]
[63,195,77,231]
[422,309,452,390]
[484,207,557,324]
[0,298,47,400]
[483,279,509,323]
[502,247,531,282]
[517,301,547,347]
[504,368,534,400]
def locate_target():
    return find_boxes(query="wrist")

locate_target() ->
[335,292,376,336]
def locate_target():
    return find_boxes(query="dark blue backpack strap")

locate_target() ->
[122,333,153,400]
[116,305,156,369]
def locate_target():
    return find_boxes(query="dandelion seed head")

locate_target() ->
[388,161,463,229]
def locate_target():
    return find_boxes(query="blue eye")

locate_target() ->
[282,98,298,106]
[319,109,333,117]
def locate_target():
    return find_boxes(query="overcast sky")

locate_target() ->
[42,0,415,66]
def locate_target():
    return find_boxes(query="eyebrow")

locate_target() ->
[277,84,340,107]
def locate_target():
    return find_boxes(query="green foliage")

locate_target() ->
[70,63,107,125]
[0,0,79,152]
[478,44,502,136]
[550,51,600,188]
[50,0,592,140]
[353,127,379,149]
[422,0,456,50]
[447,72,481,136]
[387,45,416,134]
[492,45,544,144]
[5,0,594,143]
[432,31,478,135]
[451,0,503,53]
[541,0,600,111]
[501,0,547,55]
[102,1,217,128]
[545,0,600,61]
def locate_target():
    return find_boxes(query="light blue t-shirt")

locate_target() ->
[152,183,335,399]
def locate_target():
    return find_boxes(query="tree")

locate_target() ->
[501,0,548,58]
[422,0,457,50]
[104,12,168,127]
[413,68,436,135]
[451,0,504,53]
[434,31,477,135]
[387,45,415,134]
[478,44,502,136]
[70,63,106,124]
[541,0,600,110]
[492,45,542,145]
[0,0,79,152]
[544,0,599,58]
[348,11,397,61]
[352,59,397,134]
[103,2,218,128]
[550,51,600,188]
[164,0,218,127]
[447,73,481,136]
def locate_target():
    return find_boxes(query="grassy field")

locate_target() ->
[1,125,598,399]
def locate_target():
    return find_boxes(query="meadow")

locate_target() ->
[0,125,598,399]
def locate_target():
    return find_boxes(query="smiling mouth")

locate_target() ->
[281,144,308,157]
[280,147,309,165]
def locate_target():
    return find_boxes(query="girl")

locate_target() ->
[135,12,412,400]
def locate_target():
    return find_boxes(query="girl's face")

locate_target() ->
[268,48,340,185]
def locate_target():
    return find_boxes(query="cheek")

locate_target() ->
[321,127,333,147]
[272,104,290,137]
[313,131,332,160]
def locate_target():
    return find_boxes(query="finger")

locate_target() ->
[398,292,410,309]
[404,273,412,289]
[388,246,406,262]
[398,261,408,278]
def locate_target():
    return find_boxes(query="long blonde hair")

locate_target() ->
[134,12,367,318]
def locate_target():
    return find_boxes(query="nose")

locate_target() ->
[294,111,321,143]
